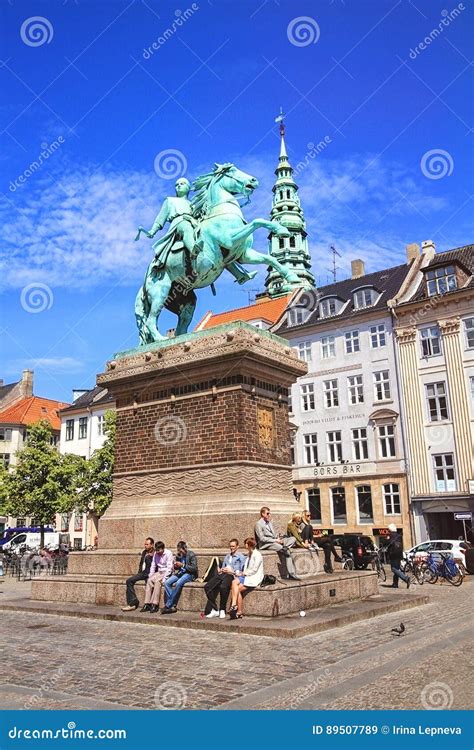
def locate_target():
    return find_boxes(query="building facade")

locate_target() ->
[271,258,418,547]
[393,242,474,543]
[58,386,115,549]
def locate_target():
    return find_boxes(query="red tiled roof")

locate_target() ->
[0,396,69,431]
[196,294,292,330]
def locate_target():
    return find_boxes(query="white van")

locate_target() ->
[2,532,68,552]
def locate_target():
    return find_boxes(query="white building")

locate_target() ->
[271,256,419,546]
[58,386,115,549]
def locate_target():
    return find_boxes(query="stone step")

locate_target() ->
[31,569,378,617]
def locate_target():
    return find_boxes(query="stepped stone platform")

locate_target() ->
[31,548,379,617]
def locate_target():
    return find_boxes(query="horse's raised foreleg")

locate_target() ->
[238,247,300,284]
[225,218,288,249]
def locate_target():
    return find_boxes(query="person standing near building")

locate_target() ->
[386,523,410,589]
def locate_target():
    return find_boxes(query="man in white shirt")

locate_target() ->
[141,541,174,613]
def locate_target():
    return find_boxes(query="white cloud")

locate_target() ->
[0,151,467,292]
[4,357,84,375]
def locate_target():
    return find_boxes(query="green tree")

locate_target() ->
[0,420,82,547]
[75,410,116,518]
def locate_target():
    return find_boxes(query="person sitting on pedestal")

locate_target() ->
[161,541,198,614]
[287,512,311,549]
[229,538,264,619]
[121,537,155,612]
[141,541,174,613]
[299,510,320,550]
[315,534,343,574]
[254,506,300,580]
[204,538,246,619]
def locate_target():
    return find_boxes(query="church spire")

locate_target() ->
[264,111,316,298]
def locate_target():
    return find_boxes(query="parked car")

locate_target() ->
[404,539,472,569]
[330,534,376,569]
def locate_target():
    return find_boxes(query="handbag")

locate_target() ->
[260,574,277,587]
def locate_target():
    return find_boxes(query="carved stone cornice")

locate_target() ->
[395,327,417,345]
[438,317,461,336]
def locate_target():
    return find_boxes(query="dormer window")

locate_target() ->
[426,265,457,296]
[353,287,374,309]
[319,297,340,318]
[288,306,309,326]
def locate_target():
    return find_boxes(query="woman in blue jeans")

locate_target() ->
[161,541,198,614]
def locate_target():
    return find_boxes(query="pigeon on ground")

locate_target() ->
[391,622,405,636]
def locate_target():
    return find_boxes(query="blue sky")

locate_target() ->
[1,0,472,402]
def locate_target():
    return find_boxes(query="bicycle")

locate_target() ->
[368,549,387,582]
[400,556,424,585]
[341,551,354,571]
[420,551,463,586]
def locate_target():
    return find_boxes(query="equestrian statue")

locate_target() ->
[134,162,300,344]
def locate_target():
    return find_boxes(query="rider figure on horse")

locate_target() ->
[145,177,198,271]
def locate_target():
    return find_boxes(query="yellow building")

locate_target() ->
[392,242,474,542]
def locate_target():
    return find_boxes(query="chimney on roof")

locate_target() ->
[406,242,420,263]
[421,239,436,254]
[20,369,33,398]
[351,259,365,279]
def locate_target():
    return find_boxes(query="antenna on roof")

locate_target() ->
[238,287,261,304]
[327,245,342,283]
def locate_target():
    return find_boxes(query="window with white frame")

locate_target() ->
[300,383,315,412]
[420,326,441,357]
[97,414,106,436]
[347,374,364,404]
[383,483,401,514]
[426,382,449,421]
[354,288,374,309]
[373,370,391,401]
[288,306,309,326]
[426,265,457,296]
[465,318,474,349]
[356,485,373,523]
[290,434,295,465]
[433,453,456,492]
[288,387,293,414]
[307,488,321,522]
[344,329,360,354]
[331,486,346,524]
[378,424,396,458]
[370,324,386,348]
[319,297,338,318]
[297,341,312,364]
[65,419,74,441]
[323,379,339,408]
[304,433,318,464]
[0,428,12,441]
[327,430,342,462]
[321,335,336,359]
[0,453,10,468]
[352,428,368,460]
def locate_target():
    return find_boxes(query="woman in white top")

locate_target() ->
[229,537,264,619]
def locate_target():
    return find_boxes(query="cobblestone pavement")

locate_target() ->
[0,577,472,710]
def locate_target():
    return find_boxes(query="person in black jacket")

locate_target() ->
[161,541,198,614]
[121,537,155,611]
[386,524,410,589]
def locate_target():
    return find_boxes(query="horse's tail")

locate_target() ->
[134,271,151,345]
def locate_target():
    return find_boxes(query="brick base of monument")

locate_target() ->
[31,549,379,617]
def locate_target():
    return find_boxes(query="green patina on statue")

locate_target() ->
[134,162,300,344]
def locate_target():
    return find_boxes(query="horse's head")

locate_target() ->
[213,163,259,197]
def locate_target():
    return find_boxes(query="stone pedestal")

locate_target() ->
[96,321,307,549]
